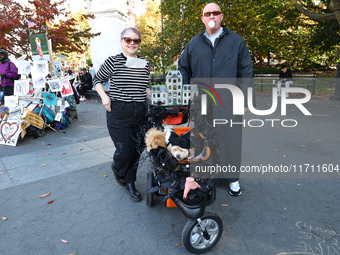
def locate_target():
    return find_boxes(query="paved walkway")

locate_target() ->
[0,96,339,255]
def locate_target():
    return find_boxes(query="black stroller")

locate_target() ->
[145,106,223,254]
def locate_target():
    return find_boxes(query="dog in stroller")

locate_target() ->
[144,125,223,254]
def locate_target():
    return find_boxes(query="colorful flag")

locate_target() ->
[27,20,37,28]
[46,19,53,28]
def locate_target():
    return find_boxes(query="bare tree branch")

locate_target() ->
[292,0,337,21]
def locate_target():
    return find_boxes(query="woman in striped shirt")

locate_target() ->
[93,27,150,202]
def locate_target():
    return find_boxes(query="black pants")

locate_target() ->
[107,100,147,183]
[1,86,14,104]
[77,84,92,96]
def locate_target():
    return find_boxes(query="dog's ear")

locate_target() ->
[166,144,173,158]
[165,128,178,146]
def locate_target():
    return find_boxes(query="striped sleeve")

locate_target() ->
[93,53,150,102]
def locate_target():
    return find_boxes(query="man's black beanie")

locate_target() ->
[0,50,9,62]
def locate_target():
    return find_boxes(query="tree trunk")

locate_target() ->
[259,54,264,68]
[330,60,340,101]
[329,0,340,25]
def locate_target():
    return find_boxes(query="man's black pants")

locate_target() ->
[1,86,14,104]
[77,84,92,97]
[106,100,147,183]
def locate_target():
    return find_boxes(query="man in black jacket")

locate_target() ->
[178,3,254,196]
[77,67,92,101]
[278,64,293,98]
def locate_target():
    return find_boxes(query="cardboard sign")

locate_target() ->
[0,121,21,146]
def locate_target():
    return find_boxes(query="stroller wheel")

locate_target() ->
[182,212,223,254]
[146,171,155,207]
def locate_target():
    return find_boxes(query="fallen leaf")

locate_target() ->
[9,176,12,179]
[283,155,287,158]
[83,139,87,141]
[40,192,51,198]
[0,171,5,175]
[174,243,181,247]
[274,149,278,152]
[220,204,229,207]
[2,216,7,221]
[47,200,54,204]
[103,174,108,177]
[11,167,16,169]
[297,183,301,186]
[41,163,47,167]
[61,239,69,243]
[62,153,67,155]
[301,145,306,148]
[45,153,51,155]
[80,148,83,150]
[47,144,52,146]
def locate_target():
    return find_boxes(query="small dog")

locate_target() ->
[165,127,195,160]
[145,127,195,161]
[145,127,166,152]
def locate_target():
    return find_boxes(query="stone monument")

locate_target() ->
[86,0,128,71]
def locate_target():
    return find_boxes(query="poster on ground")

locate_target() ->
[0,121,21,146]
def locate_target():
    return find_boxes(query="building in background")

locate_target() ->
[85,0,140,71]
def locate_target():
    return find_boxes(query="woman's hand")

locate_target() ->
[95,83,111,112]
[102,94,111,112]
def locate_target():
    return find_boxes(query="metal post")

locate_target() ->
[330,48,340,101]
[330,61,340,101]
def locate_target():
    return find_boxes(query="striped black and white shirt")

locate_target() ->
[93,53,150,102]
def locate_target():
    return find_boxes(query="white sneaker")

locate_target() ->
[229,181,242,196]
[80,98,85,101]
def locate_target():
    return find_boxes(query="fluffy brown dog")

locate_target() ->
[167,144,195,161]
[145,127,195,161]
[145,128,166,152]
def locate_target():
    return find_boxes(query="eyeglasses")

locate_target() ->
[122,37,141,44]
[203,11,222,17]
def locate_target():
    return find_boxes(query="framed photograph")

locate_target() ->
[4,95,18,107]
[14,80,30,97]
[13,80,23,96]
[32,75,46,89]
[33,60,49,76]
[7,107,22,121]
[18,61,32,75]
[61,79,74,97]
[29,33,50,61]
[53,61,63,77]
[47,79,62,92]
[26,80,34,96]
[42,93,57,106]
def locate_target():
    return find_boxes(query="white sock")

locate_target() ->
[229,181,240,192]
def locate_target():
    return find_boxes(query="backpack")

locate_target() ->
[8,62,21,80]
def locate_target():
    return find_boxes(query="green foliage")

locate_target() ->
[141,0,340,72]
